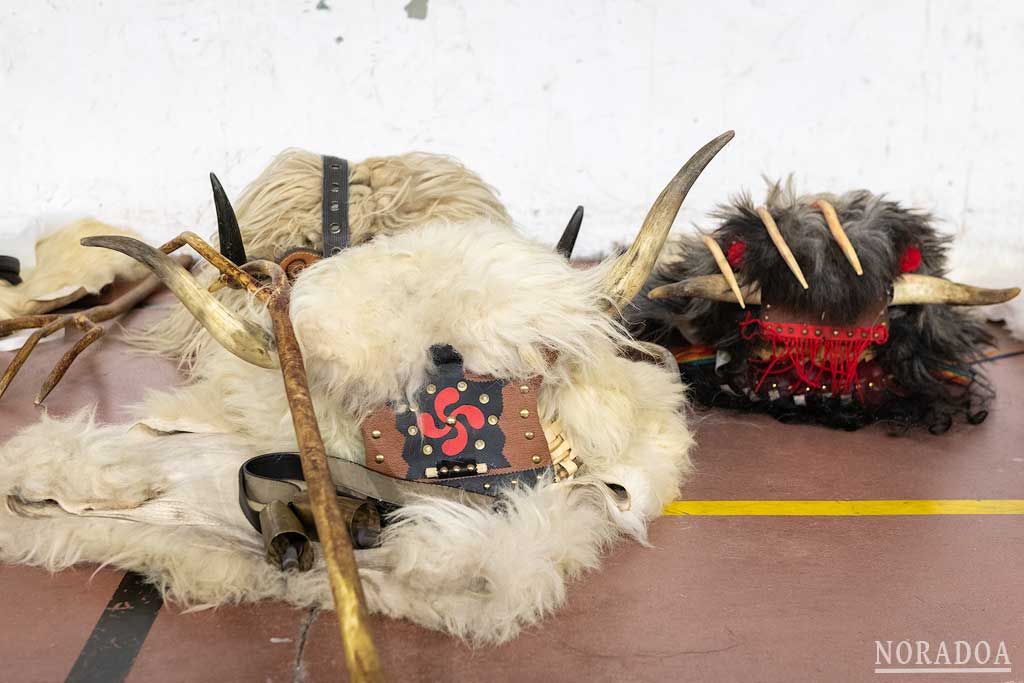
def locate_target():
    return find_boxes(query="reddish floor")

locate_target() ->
[2,295,1022,682]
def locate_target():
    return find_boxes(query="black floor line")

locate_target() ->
[65,571,164,683]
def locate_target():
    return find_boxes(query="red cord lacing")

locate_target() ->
[739,312,888,395]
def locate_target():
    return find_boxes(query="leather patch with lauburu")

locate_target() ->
[360,345,551,496]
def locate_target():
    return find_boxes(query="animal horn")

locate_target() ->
[756,206,809,289]
[80,236,277,368]
[210,173,247,266]
[813,199,863,276]
[890,274,1020,306]
[602,130,734,311]
[556,205,584,258]
[648,275,760,305]
[701,235,745,308]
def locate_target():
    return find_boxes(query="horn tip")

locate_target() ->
[647,285,671,300]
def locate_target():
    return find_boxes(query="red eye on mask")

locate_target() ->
[899,245,922,273]
[727,240,746,269]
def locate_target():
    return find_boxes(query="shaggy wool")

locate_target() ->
[130,149,512,370]
[0,220,693,644]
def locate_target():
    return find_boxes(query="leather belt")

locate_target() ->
[0,255,21,285]
[321,156,349,256]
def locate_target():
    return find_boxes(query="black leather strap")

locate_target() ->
[0,255,20,285]
[321,156,349,256]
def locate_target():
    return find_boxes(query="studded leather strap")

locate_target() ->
[321,156,349,256]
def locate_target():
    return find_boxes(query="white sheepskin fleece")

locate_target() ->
[0,220,693,644]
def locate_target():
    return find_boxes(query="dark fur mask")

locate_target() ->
[630,180,1019,433]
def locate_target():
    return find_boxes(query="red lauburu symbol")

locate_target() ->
[418,387,485,456]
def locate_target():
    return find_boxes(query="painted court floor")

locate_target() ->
[1,295,1022,682]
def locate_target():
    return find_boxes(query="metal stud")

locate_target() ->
[374,454,384,464]
[531,455,542,464]
[439,466,449,475]
[474,439,485,450]
[802,328,808,335]
[487,415,498,425]
[453,465,462,474]
[422,444,434,455]
[519,384,530,394]
[525,431,535,440]
[519,409,530,418]
[467,464,477,472]
[426,384,437,394]
[329,223,341,234]
[479,394,490,404]
[407,425,419,436]
[446,417,456,426]
[371,429,381,439]
[832,329,839,336]
[457,381,468,391]
[483,483,492,491]
[815,329,822,337]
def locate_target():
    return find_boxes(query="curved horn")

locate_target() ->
[891,274,1020,306]
[813,199,863,276]
[649,275,760,305]
[81,236,277,368]
[602,130,734,310]
[210,173,247,266]
[756,206,809,289]
[701,235,745,308]
[556,205,584,258]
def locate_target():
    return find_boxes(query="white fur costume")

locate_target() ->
[0,220,693,644]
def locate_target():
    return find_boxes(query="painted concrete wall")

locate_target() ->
[2,0,1022,271]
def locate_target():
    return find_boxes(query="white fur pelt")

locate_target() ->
[0,218,146,319]
[0,220,693,644]
[130,149,512,369]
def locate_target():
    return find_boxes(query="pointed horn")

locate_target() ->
[210,173,247,266]
[756,206,809,289]
[813,199,863,276]
[81,236,277,368]
[649,275,760,305]
[891,274,1020,306]
[556,205,584,258]
[701,235,745,308]
[602,130,735,310]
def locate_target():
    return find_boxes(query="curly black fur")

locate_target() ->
[631,180,994,433]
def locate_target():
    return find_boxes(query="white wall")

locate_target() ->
[2,0,1022,270]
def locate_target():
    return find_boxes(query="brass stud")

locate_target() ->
[479,393,490,404]
[453,465,462,473]
[525,431,535,440]
[868,382,875,388]
[483,483,492,490]
[847,330,854,338]
[815,329,822,337]
[519,384,530,394]
[467,464,477,472]
[519,409,530,418]
[487,415,498,426]
[771,383,778,389]
[439,466,449,475]
[832,329,839,336]
[511,480,519,486]
[374,454,384,464]
[531,455,542,464]
[426,384,437,394]
[407,425,419,436]
[457,381,468,391]
[422,444,434,455]
[446,416,456,426]
[474,439,485,450]
[802,328,808,335]
[371,429,382,439]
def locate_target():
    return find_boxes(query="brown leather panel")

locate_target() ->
[359,375,550,482]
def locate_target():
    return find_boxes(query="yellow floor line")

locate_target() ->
[663,500,1024,516]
